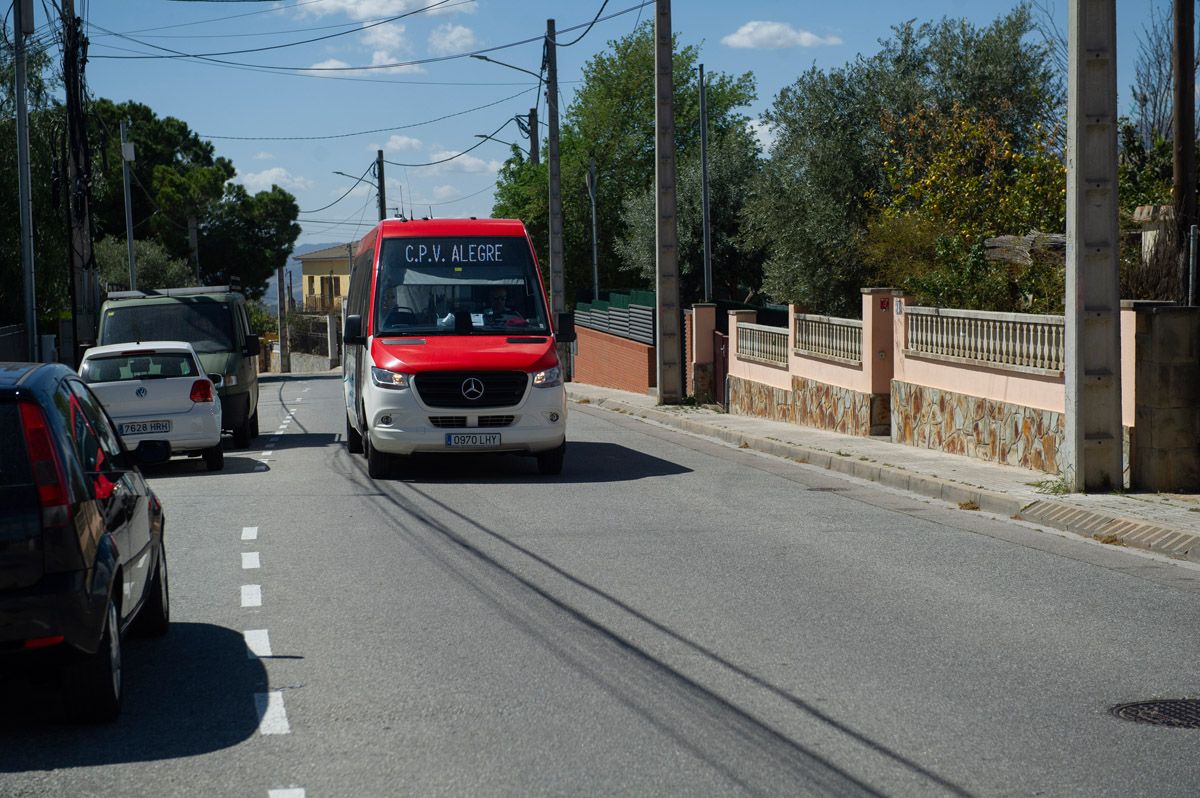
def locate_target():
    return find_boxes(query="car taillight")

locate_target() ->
[17,401,71,528]
[190,379,214,403]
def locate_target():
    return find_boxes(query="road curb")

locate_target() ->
[572,393,1200,564]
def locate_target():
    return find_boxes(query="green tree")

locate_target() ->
[94,236,193,292]
[746,4,1058,314]
[199,184,300,300]
[492,21,756,304]
[614,124,765,302]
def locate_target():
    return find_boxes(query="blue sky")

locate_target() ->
[66,0,1165,247]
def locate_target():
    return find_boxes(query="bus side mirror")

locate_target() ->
[344,314,365,345]
[556,312,576,343]
[244,334,261,357]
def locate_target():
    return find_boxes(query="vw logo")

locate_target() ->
[460,377,485,401]
[136,387,148,398]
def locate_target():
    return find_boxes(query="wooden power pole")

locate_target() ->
[63,0,97,360]
[1173,0,1195,300]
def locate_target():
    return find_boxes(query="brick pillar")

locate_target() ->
[862,288,896,435]
[691,303,716,403]
[1132,304,1200,490]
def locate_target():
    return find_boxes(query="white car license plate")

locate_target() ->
[445,432,500,448]
[120,420,172,436]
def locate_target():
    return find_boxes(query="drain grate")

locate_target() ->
[1110,700,1200,728]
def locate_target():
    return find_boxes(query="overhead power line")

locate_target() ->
[201,86,534,141]
[89,1,654,72]
[299,161,375,214]
[383,118,513,168]
[551,1,609,48]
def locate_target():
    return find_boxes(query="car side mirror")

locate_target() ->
[130,439,171,467]
[556,311,576,344]
[344,314,365,345]
[244,333,261,357]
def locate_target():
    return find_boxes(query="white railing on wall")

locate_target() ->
[794,314,863,365]
[736,323,789,368]
[904,306,1065,375]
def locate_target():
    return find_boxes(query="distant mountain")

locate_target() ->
[260,242,342,310]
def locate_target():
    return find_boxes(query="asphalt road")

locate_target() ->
[1,372,1197,797]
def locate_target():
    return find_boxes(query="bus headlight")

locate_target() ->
[532,366,562,388]
[370,366,410,390]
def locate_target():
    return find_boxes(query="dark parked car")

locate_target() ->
[0,362,170,722]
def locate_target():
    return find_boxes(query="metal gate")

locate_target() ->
[712,329,728,410]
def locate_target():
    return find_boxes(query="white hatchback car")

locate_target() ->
[79,340,224,470]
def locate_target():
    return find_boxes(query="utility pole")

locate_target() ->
[188,215,200,283]
[63,0,97,360]
[546,19,565,324]
[586,159,599,302]
[14,0,37,361]
[528,107,539,165]
[699,63,713,303]
[277,264,290,374]
[654,0,682,403]
[120,120,137,291]
[1173,0,1195,301]
[1064,0,1122,491]
[376,149,387,222]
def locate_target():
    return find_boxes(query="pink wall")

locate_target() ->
[729,308,792,390]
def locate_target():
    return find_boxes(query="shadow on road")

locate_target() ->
[382,441,693,484]
[0,623,266,770]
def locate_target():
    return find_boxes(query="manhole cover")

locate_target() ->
[1110,700,1200,728]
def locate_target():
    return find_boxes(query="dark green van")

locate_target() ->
[97,287,261,447]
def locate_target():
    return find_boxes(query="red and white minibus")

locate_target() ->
[341,218,575,477]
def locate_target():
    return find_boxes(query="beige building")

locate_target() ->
[296,242,355,313]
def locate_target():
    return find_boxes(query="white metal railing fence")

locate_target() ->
[793,314,863,365]
[736,322,789,368]
[904,306,1065,375]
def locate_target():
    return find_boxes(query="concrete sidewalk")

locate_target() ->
[567,383,1200,565]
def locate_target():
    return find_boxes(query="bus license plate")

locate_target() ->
[445,432,500,448]
[120,420,171,436]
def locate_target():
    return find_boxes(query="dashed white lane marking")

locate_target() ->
[255,464,268,472]
[241,584,263,607]
[254,691,291,735]
[269,789,305,798]
[244,629,272,658]
[242,526,259,541]
[243,551,260,569]
[261,450,274,457]
[303,387,311,392]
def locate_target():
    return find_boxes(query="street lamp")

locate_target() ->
[474,132,528,155]
[469,53,541,80]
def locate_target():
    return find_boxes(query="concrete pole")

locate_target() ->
[1173,0,1195,301]
[121,120,137,291]
[527,107,539,166]
[587,159,599,302]
[699,63,713,303]
[546,19,565,319]
[376,150,387,222]
[1064,0,1123,491]
[277,264,290,374]
[14,0,37,361]
[654,0,682,403]
[188,215,200,283]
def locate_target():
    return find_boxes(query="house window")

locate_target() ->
[308,276,315,295]
[334,276,342,296]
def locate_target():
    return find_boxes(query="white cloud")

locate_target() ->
[306,58,351,74]
[428,23,476,55]
[721,21,842,49]
[432,184,459,201]
[747,120,777,153]
[362,23,406,51]
[369,50,425,74]
[253,152,275,160]
[381,135,422,151]
[236,167,313,194]
[296,0,475,21]
[428,151,501,175]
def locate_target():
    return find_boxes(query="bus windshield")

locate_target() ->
[373,236,550,336]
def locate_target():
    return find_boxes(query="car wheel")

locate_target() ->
[232,416,251,448]
[536,441,566,476]
[249,410,259,437]
[346,414,363,453]
[134,546,170,637]
[203,445,225,471]
[365,430,391,479]
[69,598,122,723]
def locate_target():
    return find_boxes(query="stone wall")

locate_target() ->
[727,374,879,436]
[891,380,1064,473]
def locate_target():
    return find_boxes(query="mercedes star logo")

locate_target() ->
[136,386,148,398]
[461,377,485,401]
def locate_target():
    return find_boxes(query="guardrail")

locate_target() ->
[904,306,1064,375]
[736,322,789,368]
[793,313,863,365]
